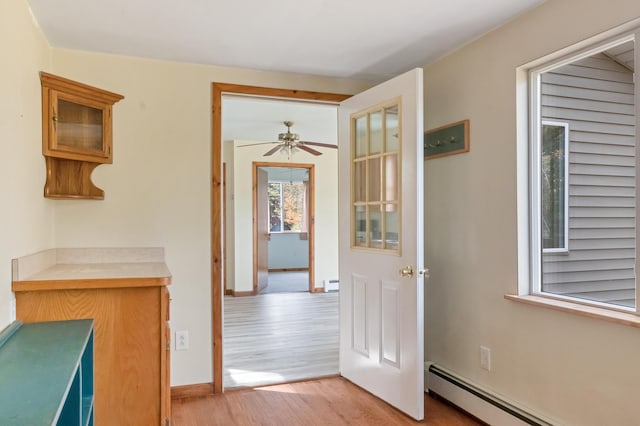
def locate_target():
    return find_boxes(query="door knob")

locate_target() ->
[399,266,414,277]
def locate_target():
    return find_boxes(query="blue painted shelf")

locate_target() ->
[0,319,94,425]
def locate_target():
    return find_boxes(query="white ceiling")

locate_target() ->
[222,96,338,145]
[27,0,545,82]
[27,0,545,144]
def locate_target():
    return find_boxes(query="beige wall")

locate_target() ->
[48,49,368,386]
[423,1,640,424]
[6,0,640,421]
[0,0,53,329]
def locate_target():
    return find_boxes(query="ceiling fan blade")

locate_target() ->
[299,140,337,149]
[237,141,279,148]
[298,144,322,156]
[263,145,283,156]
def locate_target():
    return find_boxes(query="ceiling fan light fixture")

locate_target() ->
[278,132,299,142]
[251,120,336,158]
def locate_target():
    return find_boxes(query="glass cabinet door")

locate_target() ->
[41,72,123,164]
[56,97,104,151]
[48,91,111,162]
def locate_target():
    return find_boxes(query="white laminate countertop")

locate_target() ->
[23,262,171,281]
[12,247,171,283]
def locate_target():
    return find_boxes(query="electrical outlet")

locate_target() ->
[480,346,491,371]
[175,330,189,351]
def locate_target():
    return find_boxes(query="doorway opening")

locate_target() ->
[212,83,350,392]
[255,163,314,294]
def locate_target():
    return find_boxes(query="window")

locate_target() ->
[268,181,307,232]
[528,33,637,311]
[541,121,568,252]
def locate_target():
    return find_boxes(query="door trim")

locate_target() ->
[211,83,350,393]
[253,162,317,294]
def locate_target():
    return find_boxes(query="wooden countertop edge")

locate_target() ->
[12,275,171,292]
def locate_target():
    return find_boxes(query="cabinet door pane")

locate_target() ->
[57,99,103,151]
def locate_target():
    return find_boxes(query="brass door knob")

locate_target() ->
[399,266,414,277]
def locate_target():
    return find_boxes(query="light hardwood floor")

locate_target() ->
[224,292,338,388]
[172,377,482,425]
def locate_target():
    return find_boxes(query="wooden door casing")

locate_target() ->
[212,83,351,393]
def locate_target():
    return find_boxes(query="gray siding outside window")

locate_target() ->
[540,51,636,308]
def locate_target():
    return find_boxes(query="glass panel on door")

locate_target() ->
[354,160,366,203]
[350,101,401,252]
[354,205,367,247]
[385,105,399,152]
[355,115,367,158]
[369,110,383,154]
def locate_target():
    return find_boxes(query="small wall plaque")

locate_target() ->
[424,119,469,159]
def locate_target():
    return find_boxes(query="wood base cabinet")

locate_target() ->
[14,283,171,426]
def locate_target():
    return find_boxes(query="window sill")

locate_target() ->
[504,294,640,328]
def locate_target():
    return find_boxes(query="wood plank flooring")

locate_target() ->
[224,292,338,388]
[172,376,482,425]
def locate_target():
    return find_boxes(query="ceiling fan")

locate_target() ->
[241,121,337,158]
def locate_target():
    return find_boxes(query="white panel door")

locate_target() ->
[338,68,424,420]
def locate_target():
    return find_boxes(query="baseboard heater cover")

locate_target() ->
[324,279,339,292]
[427,364,554,426]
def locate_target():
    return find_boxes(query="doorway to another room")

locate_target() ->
[218,89,346,390]
[258,164,313,294]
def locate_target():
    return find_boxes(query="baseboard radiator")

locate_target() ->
[426,364,553,426]
[323,279,339,292]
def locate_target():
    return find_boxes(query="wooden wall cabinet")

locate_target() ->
[40,72,123,199]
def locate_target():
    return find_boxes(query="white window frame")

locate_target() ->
[540,121,569,254]
[524,28,640,313]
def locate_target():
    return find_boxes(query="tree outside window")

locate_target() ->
[268,182,306,232]
[541,122,567,251]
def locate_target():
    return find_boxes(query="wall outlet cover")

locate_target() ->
[480,346,491,371]
[175,330,189,351]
